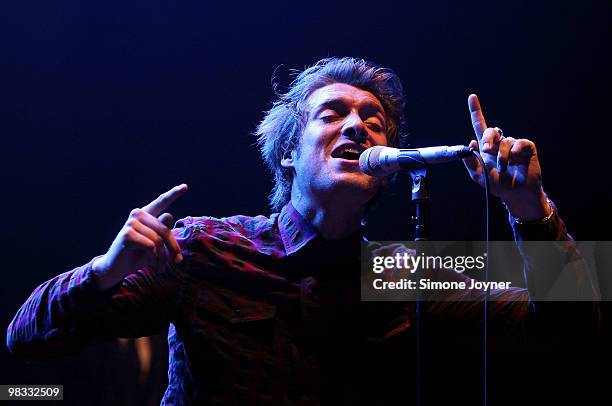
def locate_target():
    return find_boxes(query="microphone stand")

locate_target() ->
[410,168,430,241]
[409,168,429,406]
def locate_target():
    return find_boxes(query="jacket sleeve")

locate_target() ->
[429,200,600,318]
[6,226,193,361]
[365,199,600,335]
[509,199,600,301]
[508,200,602,340]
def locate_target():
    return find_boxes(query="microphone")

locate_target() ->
[359,145,473,177]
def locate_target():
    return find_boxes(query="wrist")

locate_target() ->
[504,189,553,223]
[92,255,110,275]
[91,256,120,291]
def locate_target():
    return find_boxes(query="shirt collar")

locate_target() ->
[278,202,318,256]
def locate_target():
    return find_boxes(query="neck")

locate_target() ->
[290,190,366,241]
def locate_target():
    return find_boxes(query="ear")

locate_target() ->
[280,149,296,169]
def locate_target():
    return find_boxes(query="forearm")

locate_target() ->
[6,258,119,359]
[7,257,184,360]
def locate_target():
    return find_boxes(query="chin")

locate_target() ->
[331,172,380,198]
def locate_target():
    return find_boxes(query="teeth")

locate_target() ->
[333,145,363,159]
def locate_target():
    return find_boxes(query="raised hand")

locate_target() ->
[92,184,188,290]
[463,94,551,221]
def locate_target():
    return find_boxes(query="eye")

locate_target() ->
[320,114,340,123]
[318,108,342,122]
[366,119,384,132]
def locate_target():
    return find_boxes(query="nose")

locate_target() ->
[341,113,367,144]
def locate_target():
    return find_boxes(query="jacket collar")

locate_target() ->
[278,202,318,256]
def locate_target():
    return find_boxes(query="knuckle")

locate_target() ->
[129,208,141,217]
[133,208,148,220]
[123,228,136,240]
[485,127,497,135]
[513,139,536,154]
[500,138,513,149]
[482,128,495,140]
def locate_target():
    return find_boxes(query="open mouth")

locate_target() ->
[331,145,365,161]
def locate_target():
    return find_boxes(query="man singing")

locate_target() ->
[6,57,594,404]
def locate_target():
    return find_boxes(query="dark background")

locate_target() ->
[1,0,610,404]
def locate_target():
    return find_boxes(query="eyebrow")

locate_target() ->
[312,97,386,118]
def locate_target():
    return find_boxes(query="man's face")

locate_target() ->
[282,83,388,205]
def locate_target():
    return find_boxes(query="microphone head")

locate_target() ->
[359,146,392,177]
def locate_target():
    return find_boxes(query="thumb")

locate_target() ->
[158,213,175,229]
[463,139,480,173]
[157,212,180,264]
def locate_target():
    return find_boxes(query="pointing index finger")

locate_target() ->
[142,184,188,217]
[468,94,488,141]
